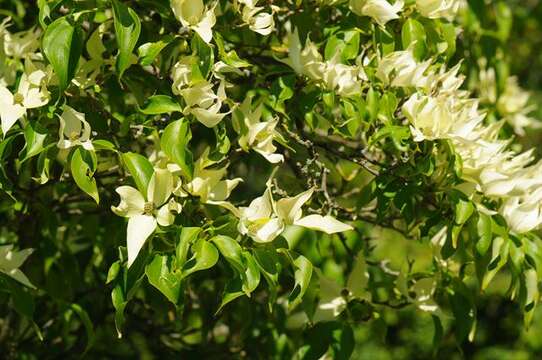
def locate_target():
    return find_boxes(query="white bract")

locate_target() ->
[238,185,353,243]
[0,60,50,135]
[239,0,275,36]
[0,245,35,289]
[282,30,364,97]
[376,48,431,88]
[112,169,181,267]
[235,95,284,163]
[181,148,242,210]
[416,0,461,20]
[349,0,404,27]
[171,0,216,43]
[497,77,539,136]
[57,105,94,150]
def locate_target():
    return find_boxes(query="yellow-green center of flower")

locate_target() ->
[13,93,24,104]
[69,131,80,141]
[143,202,155,215]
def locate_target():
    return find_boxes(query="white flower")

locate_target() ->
[501,191,542,234]
[497,77,540,136]
[4,26,41,59]
[238,186,353,243]
[171,0,216,43]
[282,30,363,97]
[0,245,35,289]
[181,80,230,127]
[236,95,284,163]
[402,92,483,142]
[416,0,461,20]
[0,60,50,135]
[239,1,274,36]
[182,148,242,210]
[112,169,181,267]
[376,48,431,88]
[349,0,404,27]
[282,29,324,78]
[57,105,94,150]
[171,56,197,94]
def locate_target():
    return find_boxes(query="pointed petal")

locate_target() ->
[294,214,353,234]
[127,215,157,267]
[147,168,173,206]
[111,186,145,217]
[207,178,243,201]
[275,188,314,224]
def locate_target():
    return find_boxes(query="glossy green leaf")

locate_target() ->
[145,254,182,304]
[112,0,141,78]
[161,119,194,178]
[140,95,182,114]
[70,147,99,204]
[181,239,219,279]
[21,122,48,162]
[121,152,154,196]
[401,18,426,60]
[138,35,175,66]
[42,16,84,91]
[288,254,313,310]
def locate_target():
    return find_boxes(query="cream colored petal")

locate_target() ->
[1,104,25,135]
[253,217,284,243]
[207,178,243,201]
[127,214,157,267]
[206,200,241,217]
[147,168,173,206]
[60,106,84,138]
[294,214,353,234]
[156,204,175,227]
[190,104,228,128]
[193,7,216,43]
[275,188,314,224]
[111,186,145,217]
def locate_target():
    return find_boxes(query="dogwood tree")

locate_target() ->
[1,0,542,357]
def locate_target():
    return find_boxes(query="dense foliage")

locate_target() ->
[2,0,542,358]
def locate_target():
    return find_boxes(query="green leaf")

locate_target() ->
[216,278,245,313]
[106,261,121,284]
[161,119,194,178]
[140,95,182,114]
[211,235,244,274]
[145,254,182,304]
[476,213,492,256]
[111,284,127,338]
[21,122,48,162]
[121,152,154,196]
[241,251,261,296]
[455,199,474,225]
[42,16,84,92]
[192,35,214,78]
[138,35,175,66]
[177,227,202,266]
[112,0,141,78]
[401,18,426,60]
[288,254,313,311]
[70,147,99,204]
[524,269,539,327]
[181,239,219,279]
[92,139,117,151]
